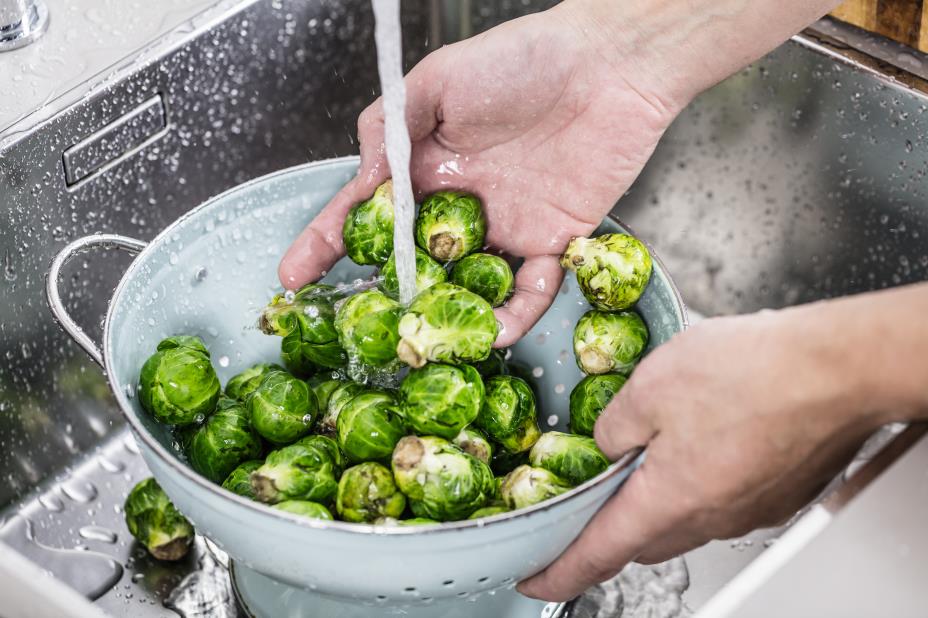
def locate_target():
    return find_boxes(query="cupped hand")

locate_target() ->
[278,5,682,346]
[518,303,888,602]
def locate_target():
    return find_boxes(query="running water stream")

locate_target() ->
[372,0,418,304]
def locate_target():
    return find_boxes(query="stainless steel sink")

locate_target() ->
[2,1,927,616]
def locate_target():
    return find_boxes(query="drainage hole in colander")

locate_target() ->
[403,586,418,595]
[501,577,514,584]
[442,579,455,587]
[375,595,387,603]
[456,591,469,598]
[478,577,490,584]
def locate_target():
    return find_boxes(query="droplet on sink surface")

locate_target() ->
[79,525,118,544]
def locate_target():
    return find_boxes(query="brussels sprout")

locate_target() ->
[308,376,345,420]
[490,447,529,476]
[251,435,342,504]
[468,505,510,519]
[397,283,498,368]
[449,253,514,307]
[336,390,406,463]
[139,335,221,425]
[392,435,495,521]
[222,460,263,500]
[453,427,493,465]
[472,349,509,378]
[475,375,541,454]
[560,234,652,311]
[318,381,365,435]
[274,500,334,521]
[336,462,407,522]
[415,191,487,261]
[569,374,626,436]
[573,310,648,375]
[380,247,448,300]
[124,478,194,561]
[500,465,571,510]
[529,432,610,486]
[399,364,484,440]
[247,370,318,444]
[343,180,395,265]
[334,289,403,371]
[187,398,262,483]
[374,517,439,526]
[225,363,283,401]
[260,284,346,375]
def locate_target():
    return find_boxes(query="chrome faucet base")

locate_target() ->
[0,0,48,52]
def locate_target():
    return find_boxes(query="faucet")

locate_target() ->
[0,0,48,52]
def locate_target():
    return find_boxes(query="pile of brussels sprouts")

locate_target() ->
[125,181,655,559]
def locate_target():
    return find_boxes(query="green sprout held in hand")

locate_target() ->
[187,397,262,483]
[259,283,346,375]
[274,500,334,520]
[573,310,648,375]
[500,465,571,510]
[380,247,448,300]
[475,375,541,454]
[222,460,263,500]
[569,374,627,436]
[396,283,498,368]
[336,462,407,523]
[529,431,610,486]
[415,190,487,261]
[247,370,318,444]
[392,435,495,521]
[560,233,652,311]
[449,253,514,307]
[225,363,283,401]
[336,390,406,463]
[138,335,221,425]
[250,435,343,504]
[399,363,485,440]
[343,179,395,266]
[334,288,403,372]
[124,478,194,561]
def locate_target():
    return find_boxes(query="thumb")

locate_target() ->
[593,374,657,461]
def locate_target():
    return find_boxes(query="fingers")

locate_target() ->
[517,466,664,602]
[493,256,564,348]
[593,377,658,461]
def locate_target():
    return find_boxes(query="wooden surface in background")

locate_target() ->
[832,0,928,51]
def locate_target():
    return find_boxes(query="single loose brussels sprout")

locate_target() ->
[222,460,263,500]
[449,253,514,307]
[251,435,342,504]
[453,427,493,465]
[259,284,346,375]
[247,370,318,444]
[529,432,610,486]
[560,234,652,311]
[336,390,406,463]
[415,191,487,261]
[490,447,528,476]
[336,462,407,522]
[274,500,334,520]
[397,283,498,368]
[569,374,626,436]
[500,465,571,510]
[573,310,648,375]
[139,335,221,425]
[124,478,194,561]
[187,398,262,483]
[399,364,484,440]
[472,348,509,378]
[225,363,283,401]
[334,289,403,371]
[380,247,448,299]
[343,180,395,265]
[318,381,365,435]
[468,505,510,519]
[475,375,541,454]
[392,435,495,521]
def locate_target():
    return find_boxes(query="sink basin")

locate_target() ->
[1,1,927,616]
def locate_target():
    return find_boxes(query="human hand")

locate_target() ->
[278,4,684,346]
[519,302,893,602]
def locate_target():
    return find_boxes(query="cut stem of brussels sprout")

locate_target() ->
[251,435,342,504]
[500,465,571,510]
[380,247,448,300]
[453,427,493,465]
[247,370,318,444]
[569,374,626,436]
[396,283,498,368]
[475,375,541,454]
[529,431,610,486]
[399,364,484,440]
[336,390,406,463]
[449,253,514,307]
[573,310,649,375]
[343,180,395,266]
[139,336,221,426]
[560,233,652,311]
[222,460,263,500]
[336,462,407,523]
[415,191,487,261]
[124,478,194,561]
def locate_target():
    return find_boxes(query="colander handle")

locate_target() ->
[46,234,148,368]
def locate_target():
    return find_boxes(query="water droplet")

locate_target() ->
[193,267,208,283]
[554,384,565,394]
[218,355,230,368]
[302,414,314,425]
[97,457,125,474]
[61,480,98,503]
[123,435,141,455]
[124,383,135,399]
[546,415,559,426]
[79,526,118,544]
[532,367,544,378]
[284,290,296,303]
[38,493,65,512]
